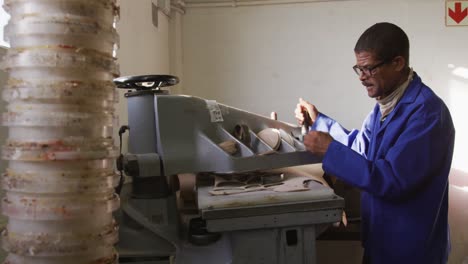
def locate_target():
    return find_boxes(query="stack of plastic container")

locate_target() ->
[1,0,120,263]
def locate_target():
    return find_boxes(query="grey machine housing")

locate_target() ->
[114,75,344,264]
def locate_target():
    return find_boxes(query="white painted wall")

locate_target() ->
[117,0,170,76]
[181,0,468,263]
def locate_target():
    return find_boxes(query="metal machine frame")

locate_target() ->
[114,75,344,264]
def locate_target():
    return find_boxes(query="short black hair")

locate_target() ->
[354,22,410,66]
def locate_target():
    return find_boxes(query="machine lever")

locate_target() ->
[301,110,312,139]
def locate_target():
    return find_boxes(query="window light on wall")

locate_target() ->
[0,0,10,48]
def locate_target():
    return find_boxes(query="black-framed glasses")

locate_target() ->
[352,59,391,77]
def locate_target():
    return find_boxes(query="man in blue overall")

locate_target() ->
[296,22,455,264]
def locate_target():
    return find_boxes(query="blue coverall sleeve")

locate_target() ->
[322,105,454,201]
[311,112,373,158]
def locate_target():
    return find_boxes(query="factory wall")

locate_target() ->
[180,0,468,263]
[117,0,171,77]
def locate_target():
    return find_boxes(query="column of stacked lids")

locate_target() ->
[1,0,120,263]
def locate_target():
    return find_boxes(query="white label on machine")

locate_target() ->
[206,100,224,122]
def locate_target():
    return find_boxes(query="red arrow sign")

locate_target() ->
[449,2,468,24]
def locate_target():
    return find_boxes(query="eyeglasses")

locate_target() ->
[352,59,391,77]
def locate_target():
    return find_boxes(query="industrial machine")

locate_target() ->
[113,75,344,264]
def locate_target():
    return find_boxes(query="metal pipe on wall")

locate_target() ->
[1,0,120,263]
[184,0,355,8]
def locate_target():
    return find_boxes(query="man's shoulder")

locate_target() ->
[407,80,453,126]
[409,76,446,110]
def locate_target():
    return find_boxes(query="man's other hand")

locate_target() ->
[303,131,333,157]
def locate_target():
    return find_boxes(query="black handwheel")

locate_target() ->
[113,75,179,90]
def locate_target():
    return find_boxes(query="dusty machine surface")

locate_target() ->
[114,75,344,264]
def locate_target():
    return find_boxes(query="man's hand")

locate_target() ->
[295,98,319,125]
[303,131,333,157]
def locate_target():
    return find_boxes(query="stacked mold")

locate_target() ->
[0,0,120,263]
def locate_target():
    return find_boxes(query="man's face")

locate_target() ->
[354,51,400,99]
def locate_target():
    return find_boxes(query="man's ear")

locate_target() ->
[393,56,406,72]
